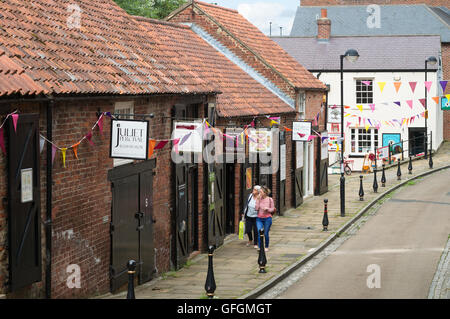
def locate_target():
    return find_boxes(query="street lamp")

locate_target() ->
[340,49,359,217]
[424,56,437,159]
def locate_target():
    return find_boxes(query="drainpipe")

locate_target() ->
[45,97,53,299]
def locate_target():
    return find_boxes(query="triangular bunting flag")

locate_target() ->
[406,100,413,109]
[148,139,156,158]
[362,81,372,86]
[61,148,67,168]
[346,122,351,128]
[439,81,448,93]
[179,132,192,146]
[393,82,402,93]
[378,82,386,93]
[356,104,363,112]
[425,81,432,93]
[52,145,57,165]
[71,142,80,159]
[394,101,401,107]
[154,140,168,150]
[297,133,306,138]
[419,98,426,108]
[409,81,417,93]
[432,96,439,105]
[0,127,5,155]
[86,131,94,146]
[283,126,292,132]
[40,136,45,154]
[307,135,317,142]
[369,104,375,112]
[11,113,19,133]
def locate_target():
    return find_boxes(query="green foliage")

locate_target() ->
[113,0,186,20]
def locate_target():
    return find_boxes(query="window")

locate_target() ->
[355,79,373,104]
[351,128,379,154]
[113,101,135,167]
[297,91,306,114]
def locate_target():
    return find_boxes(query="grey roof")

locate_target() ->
[290,4,450,42]
[273,35,441,71]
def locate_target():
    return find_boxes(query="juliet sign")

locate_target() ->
[110,119,149,160]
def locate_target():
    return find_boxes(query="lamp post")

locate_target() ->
[340,49,359,217]
[424,56,437,159]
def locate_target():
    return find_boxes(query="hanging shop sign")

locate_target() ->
[442,96,450,111]
[328,105,341,123]
[321,131,329,160]
[328,133,341,152]
[172,121,203,153]
[280,144,286,181]
[225,128,245,154]
[248,128,273,153]
[292,121,312,141]
[110,119,149,160]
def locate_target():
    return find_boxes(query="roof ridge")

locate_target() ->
[132,15,190,29]
[194,0,239,13]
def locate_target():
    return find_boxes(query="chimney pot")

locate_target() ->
[317,8,331,41]
[321,8,327,18]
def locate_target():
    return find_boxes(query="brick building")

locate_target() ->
[0,0,326,299]
[299,0,448,7]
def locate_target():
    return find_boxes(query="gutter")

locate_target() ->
[45,97,53,299]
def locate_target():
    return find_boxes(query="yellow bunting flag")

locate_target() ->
[357,104,363,112]
[393,82,402,93]
[378,82,386,93]
[270,120,277,127]
[61,148,67,168]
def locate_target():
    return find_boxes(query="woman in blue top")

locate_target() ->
[244,185,260,248]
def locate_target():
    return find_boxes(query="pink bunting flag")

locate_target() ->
[409,82,417,93]
[440,81,448,93]
[52,144,57,165]
[0,127,5,155]
[154,140,168,150]
[424,81,432,93]
[11,113,19,133]
[406,100,413,109]
[419,98,426,108]
[250,120,255,128]
[346,122,351,128]
[172,138,180,154]
[86,131,94,146]
[307,135,317,141]
[98,114,104,135]
[362,81,372,86]
[369,104,375,112]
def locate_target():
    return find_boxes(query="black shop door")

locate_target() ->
[409,127,426,156]
[293,142,304,208]
[6,113,42,292]
[278,131,287,215]
[108,160,156,293]
[315,132,329,196]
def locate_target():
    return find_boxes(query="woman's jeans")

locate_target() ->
[256,217,272,248]
[246,217,258,245]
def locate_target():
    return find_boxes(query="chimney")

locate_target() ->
[317,8,331,41]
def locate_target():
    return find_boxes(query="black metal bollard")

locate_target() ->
[126,260,136,299]
[258,229,267,273]
[322,199,329,231]
[373,168,378,193]
[408,156,413,174]
[340,173,345,217]
[397,159,401,180]
[205,246,216,299]
[381,164,386,187]
[429,132,433,169]
[359,175,364,201]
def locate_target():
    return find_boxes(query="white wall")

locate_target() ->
[317,71,443,172]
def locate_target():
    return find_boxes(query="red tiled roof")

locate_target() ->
[134,16,294,117]
[0,0,217,97]
[192,1,326,90]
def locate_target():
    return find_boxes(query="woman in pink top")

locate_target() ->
[255,186,275,252]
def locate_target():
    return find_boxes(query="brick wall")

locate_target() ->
[300,0,449,6]
[0,94,211,298]
[442,44,450,141]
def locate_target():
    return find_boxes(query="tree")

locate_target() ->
[113,0,187,20]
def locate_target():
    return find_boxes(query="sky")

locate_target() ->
[206,1,299,36]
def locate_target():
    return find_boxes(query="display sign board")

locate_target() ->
[292,121,312,141]
[110,119,149,160]
[377,146,389,160]
[172,121,203,153]
[328,133,341,152]
[225,128,245,154]
[441,96,449,110]
[21,168,33,203]
[248,129,273,153]
[328,105,342,123]
[321,131,329,160]
[280,144,286,181]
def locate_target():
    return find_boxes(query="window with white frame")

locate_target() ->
[113,101,135,167]
[355,79,373,104]
[350,128,379,154]
[297,91,306,114]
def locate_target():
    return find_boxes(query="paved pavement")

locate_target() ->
[277,169,450,299]
[101,142,450,299]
